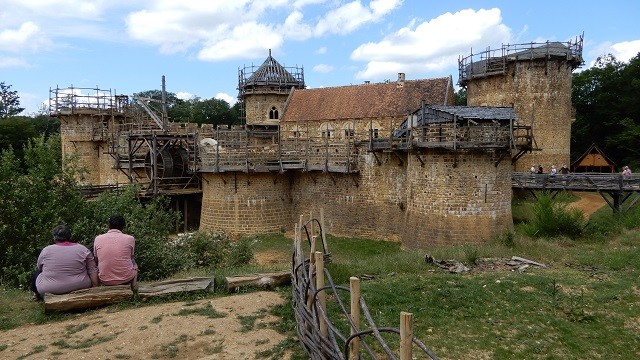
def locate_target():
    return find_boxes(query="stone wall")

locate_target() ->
[245,93,290,126]
[466,59,574,172]
[200,172,293,235]
[402,149,513,248]
[199,147,513,247]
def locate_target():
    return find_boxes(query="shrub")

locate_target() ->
[179,232,254,270]
[523,192,585,239]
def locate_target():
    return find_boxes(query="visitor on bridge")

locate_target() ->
[560,164,570,175]
[550,165,557,175]
[537,165,543,174]
[622,166,632,179]
[93,215,138,291]
[530,164,536,174]
[30,225,99,301]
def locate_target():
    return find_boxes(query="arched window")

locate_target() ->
[269,106,279,119]
[343,122,355,139]
[320,123,333,139]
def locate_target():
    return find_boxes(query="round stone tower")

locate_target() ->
[459,35,584,171]
[237,50,305,129]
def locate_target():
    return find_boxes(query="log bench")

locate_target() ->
[224,270,291,291]
[44,277,214,313]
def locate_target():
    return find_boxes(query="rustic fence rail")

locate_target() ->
[291,210,440,359]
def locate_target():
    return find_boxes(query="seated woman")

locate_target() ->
[30,225,99,300]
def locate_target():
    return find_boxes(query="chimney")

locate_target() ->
[397,72,405,88]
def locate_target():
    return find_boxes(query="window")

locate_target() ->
[343,122,355,139]
[269,106,279,119]
[320,123,333,139]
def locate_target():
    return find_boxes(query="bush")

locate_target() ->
[523,192,585,239]
[179,232,254,270]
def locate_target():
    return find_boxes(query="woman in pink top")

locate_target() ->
[30,225,99,300]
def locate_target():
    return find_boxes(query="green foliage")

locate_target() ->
[572,53,640,169]
[0,82,24,119]
[170,97,241,125]
[0,136,87,287]
[454,87,467,105]
[179,232,254,270]
[522,193,585,239]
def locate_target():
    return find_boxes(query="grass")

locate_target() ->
[1,197,639,359]
[174,302,226,318]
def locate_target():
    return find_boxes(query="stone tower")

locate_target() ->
[459,36,584,171]
[237,50,305,128]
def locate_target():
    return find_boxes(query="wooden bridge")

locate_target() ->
[512,172,640,212]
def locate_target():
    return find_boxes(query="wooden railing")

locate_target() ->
[292,211,439,360]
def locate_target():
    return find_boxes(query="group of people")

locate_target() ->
[529,164,570,175]
[30,215,138,301]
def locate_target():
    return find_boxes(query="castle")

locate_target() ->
[52,36,583,249]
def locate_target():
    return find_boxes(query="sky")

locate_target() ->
[2,0,640,115]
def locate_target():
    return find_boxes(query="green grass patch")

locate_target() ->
[237,309,267,332]
[174,303,226,318]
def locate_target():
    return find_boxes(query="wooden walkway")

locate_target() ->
[512,172,640,212]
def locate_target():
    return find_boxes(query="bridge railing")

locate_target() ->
[512,172,640,191]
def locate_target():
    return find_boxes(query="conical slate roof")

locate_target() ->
[244,50,304,88]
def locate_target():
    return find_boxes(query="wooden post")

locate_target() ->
[320,208,328,253]
[309,210,315,238]
[349,277,361,359]
[400,312,413,360]
[316,251,327,338]
[294,224,303,269]
[303,249,316,311]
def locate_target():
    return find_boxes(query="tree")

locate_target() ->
[571,53,640,169]
[0,82,25,119]
[455,88,467,106]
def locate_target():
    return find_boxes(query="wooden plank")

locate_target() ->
[44,285,133,313]
[138,277,215,299]
[224,271,291,291]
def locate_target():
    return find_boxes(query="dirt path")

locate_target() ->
[0,291,289,360]
[567,191,607,218]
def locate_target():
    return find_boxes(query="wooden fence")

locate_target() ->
[291,210,439,359]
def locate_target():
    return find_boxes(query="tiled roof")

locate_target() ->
[281,77,452,122]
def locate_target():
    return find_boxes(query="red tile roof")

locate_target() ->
[281,76,453,122]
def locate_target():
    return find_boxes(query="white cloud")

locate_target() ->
[351,8,511,79]
[315,46,327,54]
[610,40,640,63]
[314,0,403,36]
[0,56,29,68]
[176,92,195,100]
[198,22,283,61]
[294,0,326,9]
[215,92,236,105]
[0,22,52,52]
[281,10,314,41]
[313,64,334,73]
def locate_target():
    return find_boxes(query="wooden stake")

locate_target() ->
[349,276,361,359]
[320,208,328,253]
[316,251,327,338]
[400,312,413,360]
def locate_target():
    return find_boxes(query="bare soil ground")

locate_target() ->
[0,291,288,360]
[567,191,607,218]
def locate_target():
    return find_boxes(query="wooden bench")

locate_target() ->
[44,277,214,313]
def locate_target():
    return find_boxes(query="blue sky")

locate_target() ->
[2,0,640,115]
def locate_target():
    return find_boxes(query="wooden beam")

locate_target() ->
[138,277,214,299]
[224,271,291,291]
[44,285,132,313]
